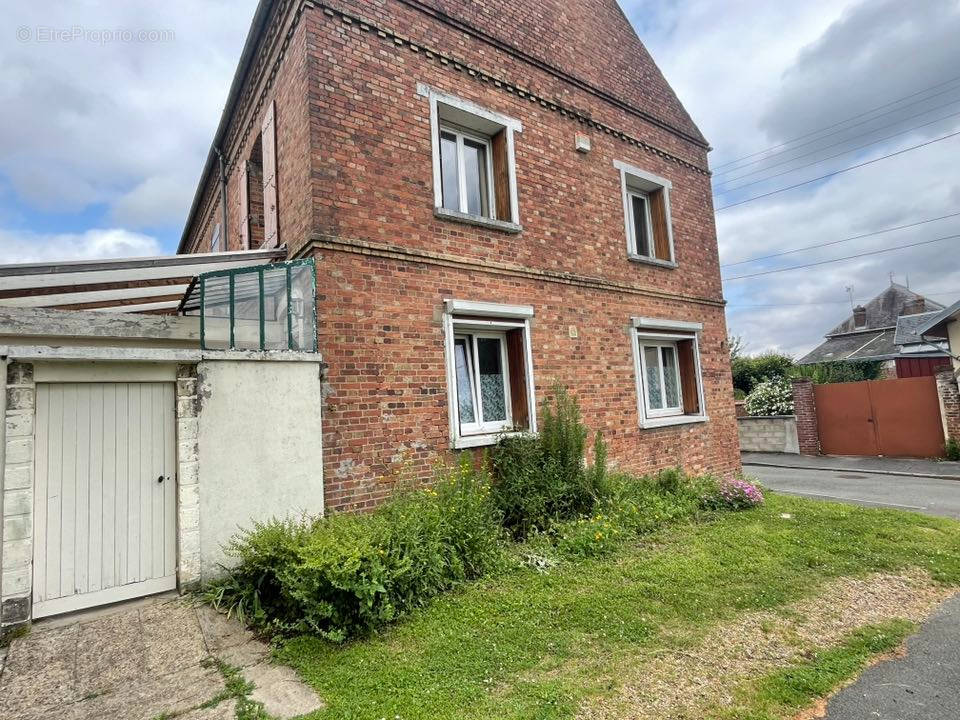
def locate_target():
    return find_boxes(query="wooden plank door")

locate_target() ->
[33,382,177,618]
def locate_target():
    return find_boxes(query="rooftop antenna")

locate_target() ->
[845,286,855,311]
[905,273,910,289]
[889,271,895,286]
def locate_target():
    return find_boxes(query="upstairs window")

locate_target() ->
[631,317,707,428]
[443,299,537,448]
[615,160,675,266]
[419,83,522,232]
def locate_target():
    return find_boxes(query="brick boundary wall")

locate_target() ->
[936,369,960,449]
[791,378,820,456]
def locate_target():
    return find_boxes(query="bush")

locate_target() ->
[490,388,607,538]
[946,437,960,461]
[791,360,883,384]
[731,352,794,395]
[204,456,504,642]
[700,476,764,511]
[745,376,794,416]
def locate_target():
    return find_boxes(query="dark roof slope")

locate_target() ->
[826,284,944,336]
[894,311,944,346]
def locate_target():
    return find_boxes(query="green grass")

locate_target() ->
[717,620,916,719]
[277,494,960,720]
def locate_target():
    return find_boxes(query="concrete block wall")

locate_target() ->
[737,416,799,454]
[2,362,35,624]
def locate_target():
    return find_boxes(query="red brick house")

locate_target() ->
[178,0,741,512]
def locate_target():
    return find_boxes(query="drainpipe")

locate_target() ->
[215,147,229,252]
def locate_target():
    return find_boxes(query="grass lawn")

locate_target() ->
[277,493,960,720]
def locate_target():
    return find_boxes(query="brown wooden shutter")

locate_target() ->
[238,162,250,250]
[491,129,511,222]
[261,101,279,248]
[506,328,529,429]
[649,188,671,261]
[677,339,700,414]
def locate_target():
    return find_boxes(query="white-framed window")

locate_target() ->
[418,83,522,232]
[443,299,537,448]
[615,160,675,266]
[630,317,707,428]
[440,124,495,218]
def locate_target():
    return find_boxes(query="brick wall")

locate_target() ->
[936,369,960,447]
[181,1,742,512]
[791,379,820,455]
[2,362,35,625]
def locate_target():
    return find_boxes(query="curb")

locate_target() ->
[742,460,960,482]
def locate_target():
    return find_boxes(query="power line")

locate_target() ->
[712,74,960,172]
[714,129,960,212]
[728,290,960,309]
[722,233,960,281]
[720,211,960,268]
[713,104,960,189]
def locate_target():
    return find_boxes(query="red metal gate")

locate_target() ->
[814,376,945,458]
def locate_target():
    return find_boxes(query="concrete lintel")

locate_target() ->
[1,345,323,364]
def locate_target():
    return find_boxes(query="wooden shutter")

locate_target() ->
[677,339,700,414]
[261,101,279,248]
[649,188,672,261]
[491,129,511,222]
[506,328,529,429]
[238,162,250,250]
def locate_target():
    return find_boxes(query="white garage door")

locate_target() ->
[32,382,177,618]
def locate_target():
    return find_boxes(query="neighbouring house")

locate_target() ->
[916,299,960,374]
[798,283,952,379]
[178,0,741,512]
[0,0,741,626]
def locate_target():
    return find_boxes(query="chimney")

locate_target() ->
[902,296,926,316]
[853,305,867,328]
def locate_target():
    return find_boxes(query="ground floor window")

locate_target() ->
[632,317,707,428]
[444,300,536,448]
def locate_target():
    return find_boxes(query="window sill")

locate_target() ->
[452,430,524,449]
[434,207,522,234]
[628,253,677,269]
[638,414,708,429]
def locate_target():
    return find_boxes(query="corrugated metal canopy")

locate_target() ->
[0,248,286,314]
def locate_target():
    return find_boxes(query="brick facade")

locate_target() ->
[791,379,820,456]
[181,0,742,511]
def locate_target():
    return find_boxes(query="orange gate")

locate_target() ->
[814,376,945,458]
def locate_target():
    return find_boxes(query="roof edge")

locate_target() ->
[917,299,960,336]
[177,0,277,255]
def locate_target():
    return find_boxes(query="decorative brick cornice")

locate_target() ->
[311,1,712,176]
[299,233,726,309]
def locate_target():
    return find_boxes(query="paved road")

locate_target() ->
[822,594,960,720]
[744,464,960,519]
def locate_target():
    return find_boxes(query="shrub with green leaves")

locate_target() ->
[745,376,795,416]
[946,437,960,461]
[204,456,504,642]
[489,388,607,538]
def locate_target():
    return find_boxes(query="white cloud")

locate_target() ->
[622,0,960,357]
[0,1,256,228]
[0,227,161,264]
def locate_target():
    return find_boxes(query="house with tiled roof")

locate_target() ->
[798,283,952,378]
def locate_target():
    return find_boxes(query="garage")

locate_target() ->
[31,367,177,618]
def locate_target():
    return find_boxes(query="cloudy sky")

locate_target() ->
[1,1,958,358]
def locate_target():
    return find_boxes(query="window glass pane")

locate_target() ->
[454,338,476,425]
[440,131,460,211]
[462,138,489,217]
[643,345,663,409]
[631,195,650,256]
[477,337,507,422]
[662,345,680,408]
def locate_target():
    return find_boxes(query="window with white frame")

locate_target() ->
[615,160,675,265]
[419,83,522,230]
[631,317,707,428]
[444,299,536,448]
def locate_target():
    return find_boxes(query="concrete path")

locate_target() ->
[822,594,960,720]
[742,451,960,479]
[0,594,323,720]
[745,463,960,519]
